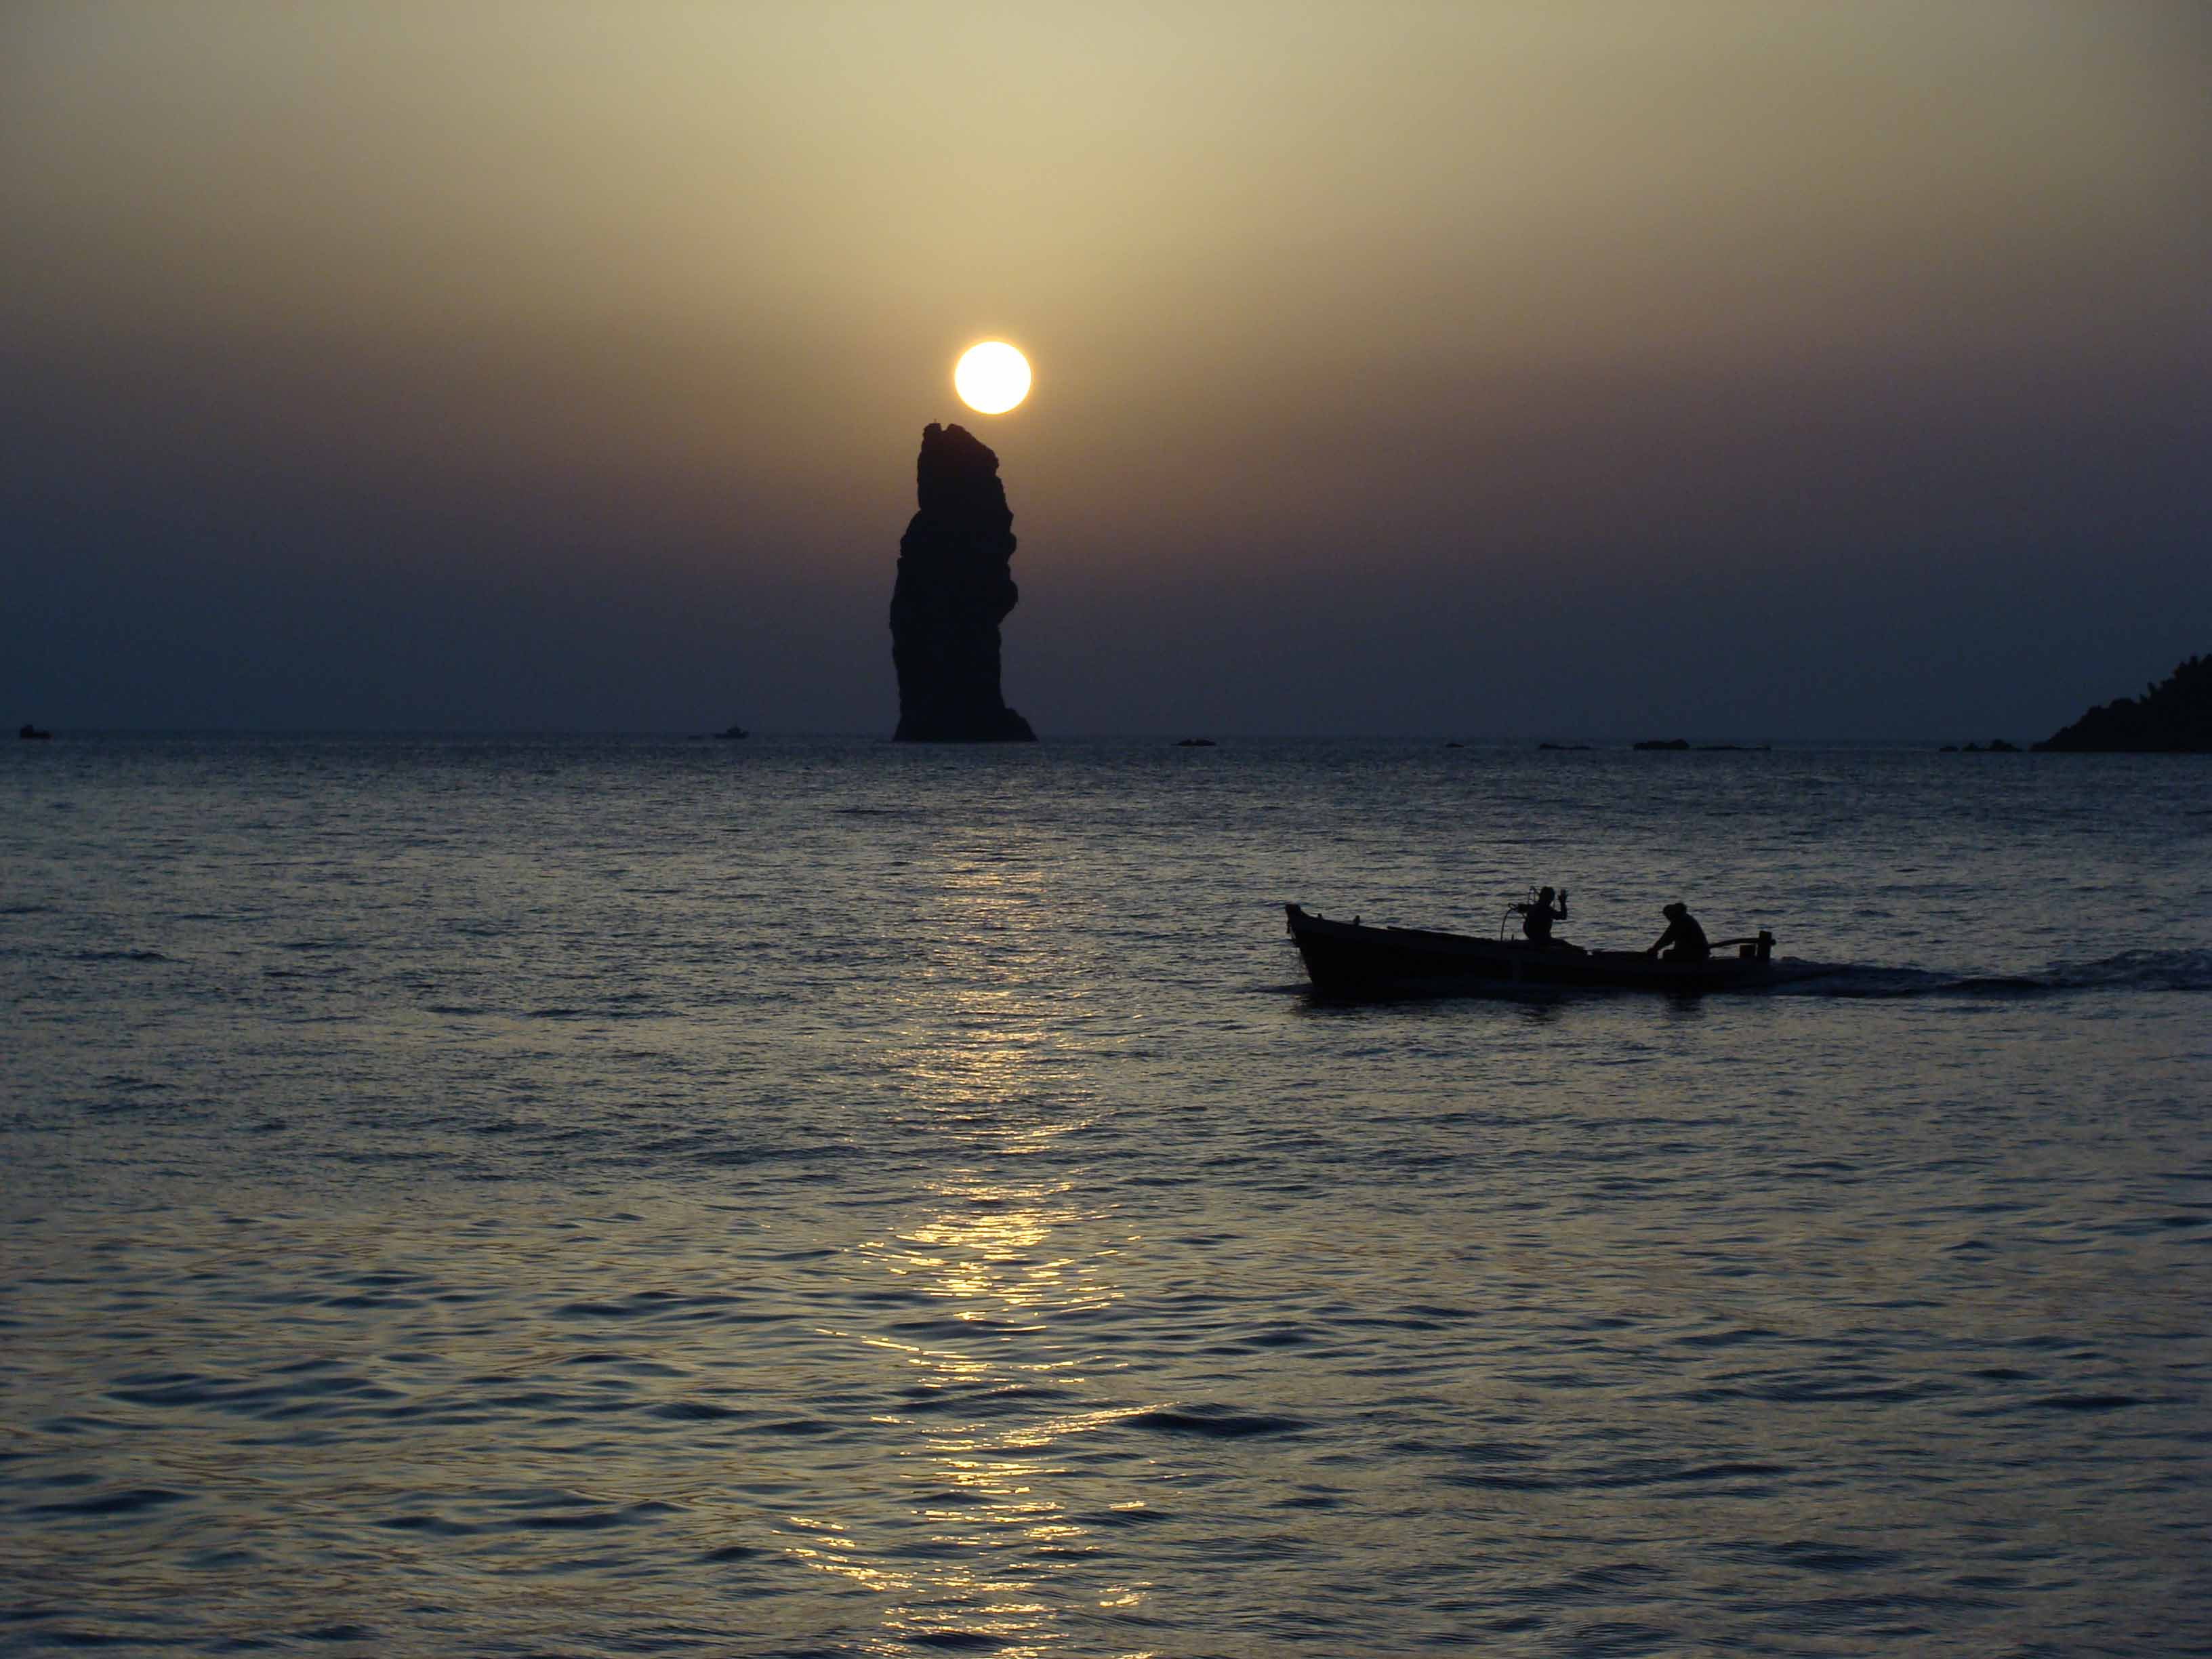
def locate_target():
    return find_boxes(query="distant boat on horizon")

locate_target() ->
[715,725,749,740]
[18,723,52,741]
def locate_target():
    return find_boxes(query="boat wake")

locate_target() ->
[1772,947,2212,999]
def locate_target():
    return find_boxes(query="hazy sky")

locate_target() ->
[5,1,2207,736]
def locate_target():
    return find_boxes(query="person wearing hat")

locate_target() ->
[1512,885,1568,946]
[1647,901,1709,962]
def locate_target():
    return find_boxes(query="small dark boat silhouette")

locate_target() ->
[1176,737,1216,747]
[18,723,52,741]
[1285,904,1791,997]
[715,725,749,740]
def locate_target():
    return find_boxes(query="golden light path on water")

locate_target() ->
[777,855,1153,1656]
[785,1164,1151,1653]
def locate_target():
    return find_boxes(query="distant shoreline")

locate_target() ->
[16,729,2209,750]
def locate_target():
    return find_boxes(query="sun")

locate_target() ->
[954,342,1031,415]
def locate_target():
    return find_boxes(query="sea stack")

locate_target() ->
[890,422,1036,741]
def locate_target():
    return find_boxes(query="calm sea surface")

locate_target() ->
[4,735,2209,1658]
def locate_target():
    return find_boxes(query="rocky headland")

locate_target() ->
[2036,654,2211,752]
[889,423,1036,743]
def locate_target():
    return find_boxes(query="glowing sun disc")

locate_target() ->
[954,341,1031,414]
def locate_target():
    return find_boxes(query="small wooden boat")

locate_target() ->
[1286,904,1790,997]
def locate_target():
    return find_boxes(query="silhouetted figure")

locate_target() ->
[1647,901,1709,962]
[890,423,1036,742]
[1512,886,1568,945]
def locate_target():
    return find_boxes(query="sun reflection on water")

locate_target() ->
[773,851,1164,1653]
[781,1168,1151,1656]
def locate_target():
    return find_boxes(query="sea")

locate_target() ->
[3,734,2209,1658]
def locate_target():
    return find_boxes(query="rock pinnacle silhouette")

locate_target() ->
[889,422,1036,741]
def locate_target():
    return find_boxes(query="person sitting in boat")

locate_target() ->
[1647,901,1710,962]
[1512,886,1568,945]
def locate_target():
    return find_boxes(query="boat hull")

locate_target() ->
[1285,904,1784,997]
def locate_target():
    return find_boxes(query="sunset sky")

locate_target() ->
[5,1,2207,737]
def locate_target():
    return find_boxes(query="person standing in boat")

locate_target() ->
[1513,886,1568,946]
[1647,901,1709,962]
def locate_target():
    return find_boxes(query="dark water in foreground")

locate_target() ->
[4,736,2209,1658]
